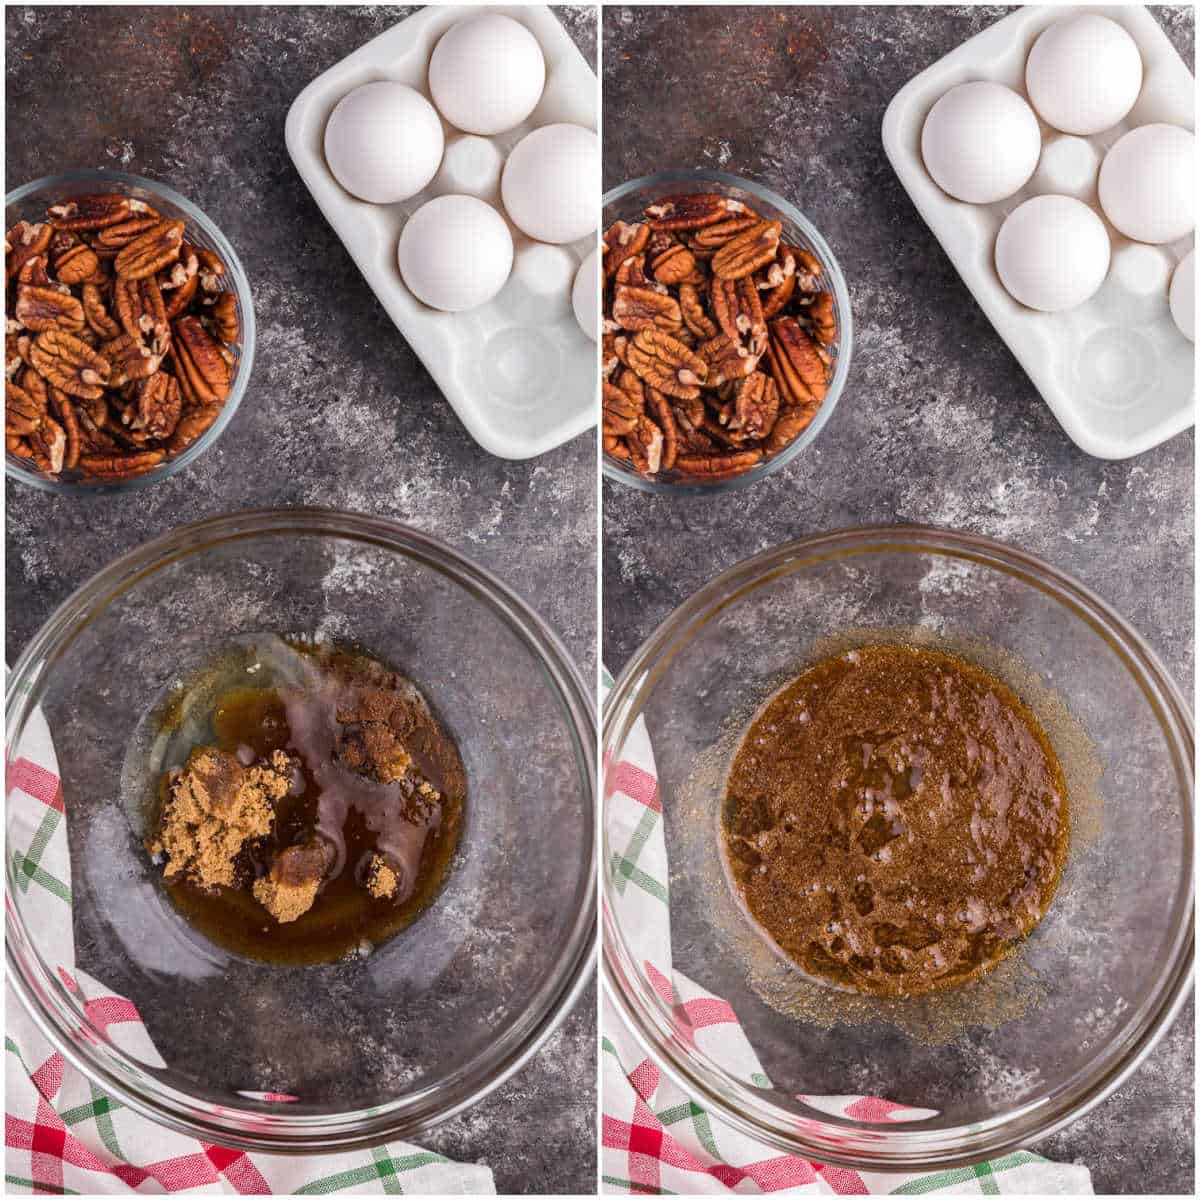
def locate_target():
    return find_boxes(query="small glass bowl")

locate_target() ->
[602,169,853,494]
[603,526,1192,1171]
[5,169,255,495]
[6,510,596,1151]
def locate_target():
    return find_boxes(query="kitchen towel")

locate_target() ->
[6,700,495,1195]
[601,672,1093,1196]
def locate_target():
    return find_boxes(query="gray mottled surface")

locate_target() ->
[6,6,596,1194]
[603,6,1193,1195]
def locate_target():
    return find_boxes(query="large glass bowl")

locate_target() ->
[603,526,1192,1171]
[5,169,255,495]
[602,169,853,494]
[7,509,595,1152]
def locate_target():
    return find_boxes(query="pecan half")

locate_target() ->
[651,244,696,286]
[613,285,683,334]
[6,381,42,437]
[114,220,185,280]
[698,333,757,387]
[137,371,183,440]
[768,318,828,406]
[733,372,780,440]
[168,405,221,454]
[603,381,639,436]
[758,252,796,319]
[615,367,645,412]
[603,221,649,280]
[53,241,102,286]
[6,222,52,280]
[92,216,162,254]
[28,330,111,399]
[679,283,718,340]
[766,406,816,455]
[625,330,707,401]
[102,333,161,387]
[15,285,85,334]
[675,449,763,480]
[627,413,664,475]
[644,194,745,232]
[614,254,651,289]
[15,254,52,289]
[47,385,82,470]
[711,276,767,358]
[28,413,67,475]
[645,386,679,471]
[115,275,170,350]
[711,220,782,281]
[47,195,132,232]
[170,316,230,405]
[691,214,761,249]
[162,269,199,320]
[82,284,123,340]
[78,449,166,478]
[207,292,239,344]
[808,291,836,345]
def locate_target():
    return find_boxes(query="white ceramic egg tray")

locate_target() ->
[883,5,1194,460]
[286,5,596,460]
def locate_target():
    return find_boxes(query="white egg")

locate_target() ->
[429,13,546,136]
[921,81,1041,204]
[572,249,599,341]
[324,81,444,204]
[995,194,1111,312]
[1099,124,1196,244]
[1025,14,1142,135]
[501,123,599,244]
[1169,250,1195,342]
[397,195,513,312]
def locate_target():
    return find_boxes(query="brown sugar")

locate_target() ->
[364,853,399,900]
[253,837,336,923]
[146,747,296,890]
[335,687,417,784]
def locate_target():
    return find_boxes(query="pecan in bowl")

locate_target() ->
[601,172,852,492]
[5,171,254,492]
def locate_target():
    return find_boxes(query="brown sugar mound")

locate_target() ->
[147,747,295,889]
[364,853,399,900]
[253,837,336,923]
[335,687,415,784]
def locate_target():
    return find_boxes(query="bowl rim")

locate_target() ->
[601,167,854,495]
[6,507,597,1153]
[601,522,1194,1171]
[5,168,256,496]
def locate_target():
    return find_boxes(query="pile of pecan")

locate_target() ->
[602,192,836,484]
[5,193,239,483]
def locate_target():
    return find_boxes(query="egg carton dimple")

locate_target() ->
[883,5,1194,460]
[285,5,596,460]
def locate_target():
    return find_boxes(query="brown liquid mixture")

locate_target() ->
[722,645,1068,997]
[148,643,465,965]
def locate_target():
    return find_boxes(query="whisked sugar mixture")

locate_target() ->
[722,645,1068,997]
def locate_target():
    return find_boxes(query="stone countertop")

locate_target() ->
[6,6,596,1194]
[603,6,1193,1195]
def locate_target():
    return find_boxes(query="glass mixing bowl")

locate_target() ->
[602,169,853,495]
[5,169,255,495]
[7,510,595,1152]
[603,526,1192,1171]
